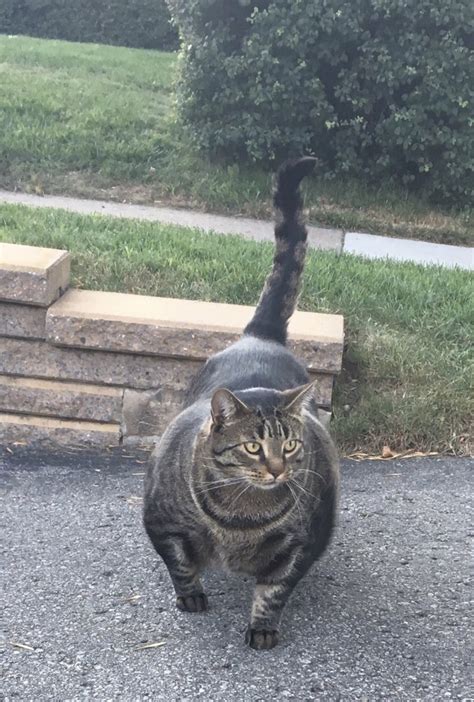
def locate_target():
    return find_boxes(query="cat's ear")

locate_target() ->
[211,388,250,425]
[282,382,316,413]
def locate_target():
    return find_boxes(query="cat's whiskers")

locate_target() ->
[294,466,327,485]
[227,482,252,512]
[196,474,244,486]
[286,482,304,527]
[193,478,246,496]
[289,478,321,502]
[194,480,243,495]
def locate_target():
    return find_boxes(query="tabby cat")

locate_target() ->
[144,157,339,650]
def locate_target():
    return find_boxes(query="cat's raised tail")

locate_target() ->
[243,156,317,345]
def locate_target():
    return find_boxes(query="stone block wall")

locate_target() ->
[0,243,344,449]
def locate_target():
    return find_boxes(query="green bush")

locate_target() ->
[0,0,178,50]
[168,0,473,204]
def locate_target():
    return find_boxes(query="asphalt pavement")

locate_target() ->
[1,448,472,700]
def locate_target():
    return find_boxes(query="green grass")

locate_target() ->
[1,202,472,456]
[1,35,472,247]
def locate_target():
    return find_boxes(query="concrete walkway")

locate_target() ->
[1,189,472,270]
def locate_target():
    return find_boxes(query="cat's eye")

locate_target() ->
[244,442,261,454]
[284,439,298,453]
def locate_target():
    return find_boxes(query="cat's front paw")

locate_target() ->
[245,626,279,650]
[176,593,208,613]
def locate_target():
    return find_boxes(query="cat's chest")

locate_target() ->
[209,528,284,576]
[211,539,261,575]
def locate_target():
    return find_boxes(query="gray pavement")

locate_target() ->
[2,189,473,269]
[345,231,473,270]
[0,190,342,253]
[1,448,472,700]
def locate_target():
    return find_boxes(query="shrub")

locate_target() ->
[168,0,473,204]
[0,0,178,50]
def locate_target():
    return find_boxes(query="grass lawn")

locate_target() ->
[1,202,472,456]
[1,35,472,247]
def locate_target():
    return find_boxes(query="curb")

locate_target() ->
[0,190,472,270]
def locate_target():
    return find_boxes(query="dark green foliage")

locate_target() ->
[0,0,178,50]
[169,0,474,204]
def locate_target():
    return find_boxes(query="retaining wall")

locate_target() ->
[0,242,344,448]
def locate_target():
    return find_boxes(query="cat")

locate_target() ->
[143,157,340,650]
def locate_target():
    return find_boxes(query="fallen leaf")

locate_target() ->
[125,496,143,506]
[132,641,166,651]
[346,450,440,461]
[10,642,35,651]
[382,446,394,458]
[122,594,141,603]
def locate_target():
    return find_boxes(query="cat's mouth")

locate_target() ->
[251,473,289,490]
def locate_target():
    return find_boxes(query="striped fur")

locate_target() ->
[144,158,339,651]
[243,157,316,345]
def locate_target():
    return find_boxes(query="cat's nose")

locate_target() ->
[267,460,285,478]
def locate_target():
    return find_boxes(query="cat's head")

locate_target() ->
[205,383,314,489]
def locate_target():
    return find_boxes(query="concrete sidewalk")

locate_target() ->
[1,189,472,270]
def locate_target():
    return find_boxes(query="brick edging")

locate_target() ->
[0,242,344,448]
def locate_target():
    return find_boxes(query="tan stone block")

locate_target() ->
[122,388,183,437]
[122,372,333,442]
[308,372,334,409]
[0,412,120,447]
[0,338,202,390]
[0,242,70,306]
[317,409,332,429]
[0,375,123,422]
[46,289,343,373]
[122,434,157,448]
[0,302,46,339]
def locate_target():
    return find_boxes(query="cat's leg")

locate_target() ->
[246,545,315,650]
[246,575,300,650]
[145,524,208,612]
[247,485,337,649]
